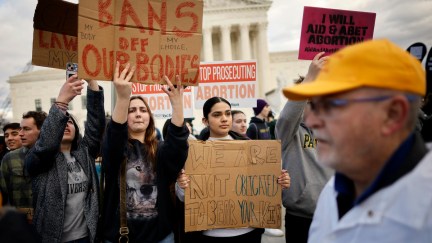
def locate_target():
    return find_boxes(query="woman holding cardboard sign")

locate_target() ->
[101,62,189,243]
[176,96,291,243]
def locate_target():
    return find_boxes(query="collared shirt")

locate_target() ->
[308,132,432,243]
[335,133,416,219]
[0,147,32,207]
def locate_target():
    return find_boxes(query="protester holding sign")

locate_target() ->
[101,62,189,243]
[276,52,333,243]
[176,96,290,242]
[25,75,104,243]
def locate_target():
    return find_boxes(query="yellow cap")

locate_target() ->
[283,39,426,100]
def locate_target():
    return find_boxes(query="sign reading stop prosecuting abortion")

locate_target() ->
[194,60,257,108]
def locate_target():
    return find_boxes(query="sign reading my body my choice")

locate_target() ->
[299,6,376,60]
[78,0,203,86]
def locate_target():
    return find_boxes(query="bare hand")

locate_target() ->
[278,169,291,189]
[161,75,184,127]
[177,169,190,189]
[304,52,329,82]
[113,61,135,100]
[57,74,85,103]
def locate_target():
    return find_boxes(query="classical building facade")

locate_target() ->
[7,0,310,131]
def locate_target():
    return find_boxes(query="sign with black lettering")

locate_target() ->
[184,140,282,232]
[299,6,376,60]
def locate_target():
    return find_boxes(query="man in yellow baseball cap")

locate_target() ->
[283,39,431,242]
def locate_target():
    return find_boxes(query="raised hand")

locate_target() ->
[161,75,184,127]
[305,52,329,83]
[113,61,136,100]
[57,74,85,104]
[112,61,136,124]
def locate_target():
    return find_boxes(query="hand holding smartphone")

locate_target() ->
[66,62,78,79]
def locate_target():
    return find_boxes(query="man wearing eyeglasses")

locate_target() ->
[0,111,47,213]
[283,39,432,243]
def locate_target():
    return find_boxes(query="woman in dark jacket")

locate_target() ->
[101,62,189,243]
[25,76,105,243]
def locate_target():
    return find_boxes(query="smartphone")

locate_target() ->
[66,62,78,79]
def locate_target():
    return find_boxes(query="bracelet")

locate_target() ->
[55,101,68,106]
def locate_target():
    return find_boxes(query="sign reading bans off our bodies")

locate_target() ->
[131,83,194,119]
[298,6,376,60]
[184,140,282,232]
[194,61,257,108]
[78,0,203,85]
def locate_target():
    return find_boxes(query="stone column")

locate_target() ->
[220,24,232,61]
[203,27,214,61]
[257,22,271,97]
[239,23,251,60]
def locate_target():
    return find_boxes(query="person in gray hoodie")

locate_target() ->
[25,75,105,243]
[275,52,333,243]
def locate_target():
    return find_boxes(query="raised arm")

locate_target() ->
[158,75,189,181]
[161,75,184,126]
[26,75,84,176]
[103,62,135,178]
[80,79,105,159]
[276,52,328,147]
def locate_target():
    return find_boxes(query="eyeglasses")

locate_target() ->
[308,95,419,116]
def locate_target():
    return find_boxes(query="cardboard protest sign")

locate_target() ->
[32,0,78,69]
[194,61,257,108]
[184,140,282,232]
[131,83,194,119]
[299,6,376,60]
[78,0,203,85]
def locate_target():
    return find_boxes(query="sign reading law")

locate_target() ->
[32,0,78,69]
[78,0,203,85]
[194,61,257,108]
[299,6,376,60]
[184,140,282,232]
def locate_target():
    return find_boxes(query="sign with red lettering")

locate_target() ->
[32,1,78,69]
[194,61,257,108]
[78,0,203,85]
[131,83,194,119]
[298,6,376,60]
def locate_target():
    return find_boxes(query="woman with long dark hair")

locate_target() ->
[101,62,189,243]
[25,75,105,243]
[177,96,290,243]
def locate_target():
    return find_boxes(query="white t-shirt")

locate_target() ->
[61,152,89,242]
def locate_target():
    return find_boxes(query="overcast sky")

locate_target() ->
[0,0,431,111]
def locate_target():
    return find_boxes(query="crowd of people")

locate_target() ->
[0,39,431,243]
